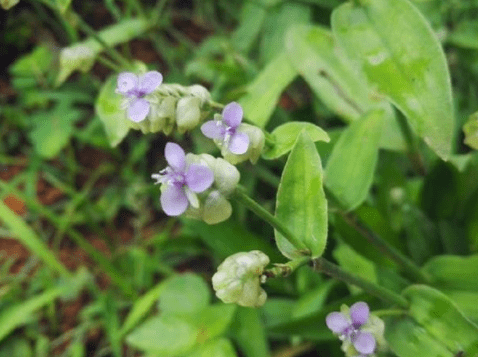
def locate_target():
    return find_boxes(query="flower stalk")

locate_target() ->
[311,257,409,309]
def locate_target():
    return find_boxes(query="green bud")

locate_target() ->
[176,96,201,133]
[212,251,270,307]
[183,153,240,224]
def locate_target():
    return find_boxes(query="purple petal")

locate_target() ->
[228,131,249,155]
[185,164,214,193]
[352,331,376,354]
[350,302,369,327]
[160,185,188,216]
[117,72,138,95]
[222,102,243,128]
[164,142,186,172]
[127,98,150,122]
[139,71,163,94]
[326,312,350,334]
[201,121,226,139]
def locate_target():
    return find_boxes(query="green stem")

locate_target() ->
[264,256,311,278]
[396,112,426,176]
[73,14,133,69]
[232,187,304,252]
[151,0,169,26]
[311,257,409,308]
[337,210,431,284]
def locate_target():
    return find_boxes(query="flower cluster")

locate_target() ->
[201,102,265,164]
[114,70,268,222]
[326,302,386,357]
[212,250,270,307]
[152,142,240,224]
[116,71,211,134]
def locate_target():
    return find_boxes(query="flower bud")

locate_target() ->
[176,96,201,133]
[182,153,240,224]
[222,123,265,165]
[212,251,270,307]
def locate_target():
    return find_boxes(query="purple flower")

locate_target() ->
[152,142,214,216]
[201,102,250,155]
[326,302,376,355]
[116,71,163,122]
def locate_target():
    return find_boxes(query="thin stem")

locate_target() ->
[337,210,432,284]
[311,257,409,309]
[232,187,305,254]
[396,112,427,176]
[151,0,169,26]
[74,15,132,70]
[264,256,311,278]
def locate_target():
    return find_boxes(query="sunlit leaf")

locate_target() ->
[275,131,328,259]
[332,0,454,160]
[325,109,384,211]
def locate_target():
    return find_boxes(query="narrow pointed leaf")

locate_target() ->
[332,0,454,160]
[275,131,328,259]
[325,109,384,211]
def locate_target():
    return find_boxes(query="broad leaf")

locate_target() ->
[285,24,404,151]
[325,109,384,211]
[230,308,270,357]
[422,255,478,292]
[184,338,238,357]
[403,285,478,356]
[332,0,454,160]
[275,131,328,259]
[263,122,330,160]
[159,274,211,316]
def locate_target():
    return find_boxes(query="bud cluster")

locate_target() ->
[115,70,266,224]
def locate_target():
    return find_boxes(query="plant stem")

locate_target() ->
[311,257,409,308]
[396,112,427,176]
[73,14,132,70]
[337,210,432,284]
[373,308,408,317]
[264,256,311,278]
[232,187,303,252]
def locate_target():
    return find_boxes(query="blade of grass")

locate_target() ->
[0,180,136,298]
[0,286,64,343]
[0,200,70,278]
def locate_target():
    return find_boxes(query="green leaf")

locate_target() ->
[325,109,384,211]
[333,243,377,295]
[0,337,32,357]
[238,52,297,128]
[0,201,70,278]
[260,2,311,64]
[385,317,456,357]
[275,131,328,259]
[184,338,238,357]
[284,24,404,151]
[232,2,267,53]
[183,219,285,263]
[332,0,454,160]
[29,103,83,158]
[0,287,64,343]
[126,315,198,354]
[447,20,478,49]
[159,274,211,317]
[230,308,270,357]
[463,111,478,150]
[292,280,336,318]
[56,18,151,85]
[8,46,52,86]
[263,122,329,160]
[95,75,132,147]
[422,255,478,292]
[0,0,19,10]
[403,285,478,356]
[119,279,171,337]
[188,304,237,345]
